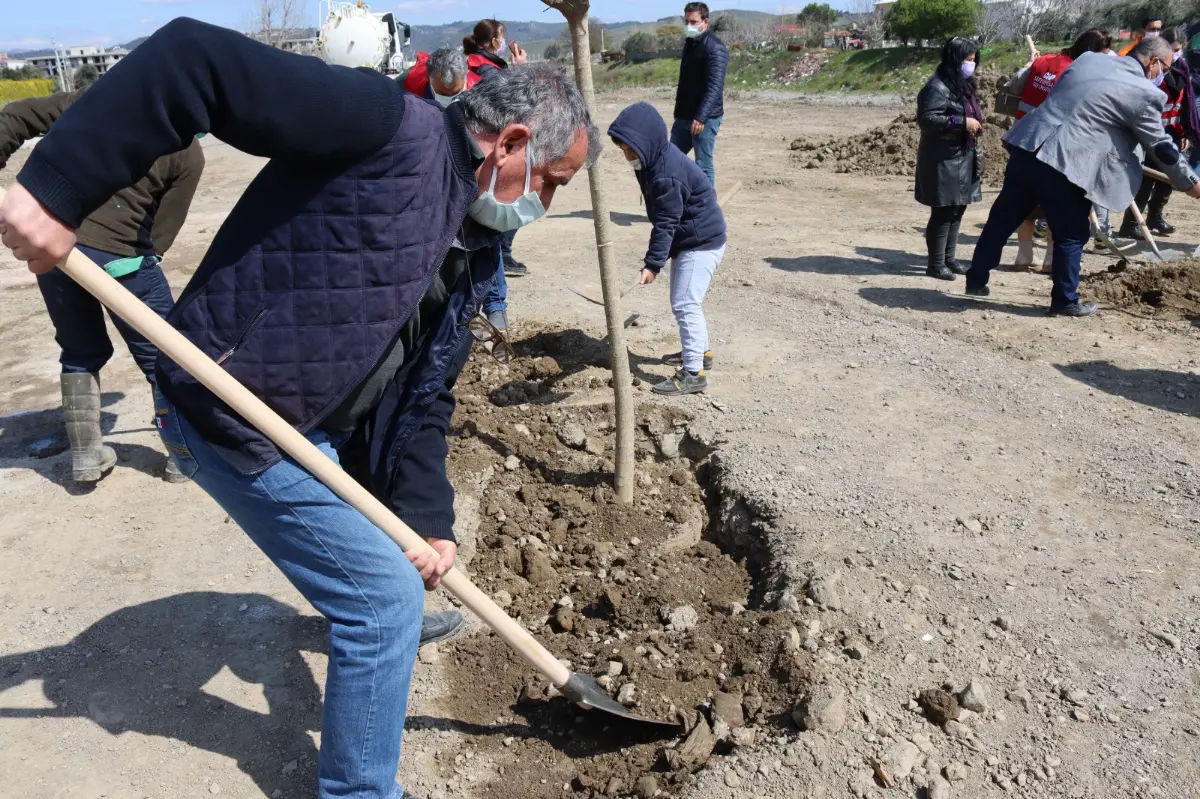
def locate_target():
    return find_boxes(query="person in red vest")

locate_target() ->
[400,47,479,106]
[1007,29,1112,270]
[1120,26,1195,237]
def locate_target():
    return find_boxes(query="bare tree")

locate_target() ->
[975,2,1006,45]
[248,0,301,48]
[995,0,1076,42]
[540,0,637,504]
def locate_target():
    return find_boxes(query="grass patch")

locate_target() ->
[591,41,1049,94]
[0,78,55,105]
[593,58,682,90]
[797,41,1048,93]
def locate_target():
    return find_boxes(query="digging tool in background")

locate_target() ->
[566,180,743,306]
[1089,209,1130,270]
[1140,166,1200,258]
[0,187,679,730]
[1125,201,1187,262]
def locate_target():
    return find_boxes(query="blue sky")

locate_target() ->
[3,0,810,53]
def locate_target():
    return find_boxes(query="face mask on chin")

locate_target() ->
[468,147,547,233]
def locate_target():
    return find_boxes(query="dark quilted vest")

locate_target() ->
[157,96,476,472]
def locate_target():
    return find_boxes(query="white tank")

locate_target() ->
[320,1,392,70]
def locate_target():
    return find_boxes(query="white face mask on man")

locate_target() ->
[467,146,547,232]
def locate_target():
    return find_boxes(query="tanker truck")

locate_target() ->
[318,0,413,74]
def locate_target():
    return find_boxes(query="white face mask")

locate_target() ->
[1173,49,1184,62]
[1145,30,1160,38]
[433,90,461,108]
[468,147,547,233]
[496,38,508,56]
[630,158,642,170]
[1153,70,1166,86]
[685,25,702,38]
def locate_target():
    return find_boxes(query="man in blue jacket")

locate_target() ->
[0,18,597,799]
[672,2,729,186]
[609,102,727,396]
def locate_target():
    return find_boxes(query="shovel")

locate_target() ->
[0,187,679,730]
[1126,201,1187,262]
[1089,209,1129,269]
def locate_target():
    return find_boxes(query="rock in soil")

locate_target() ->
[712,690,745,728]
[792,683,848,733]
[958,679,991,713]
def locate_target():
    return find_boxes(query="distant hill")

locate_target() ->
[9,9,788,58]
[11,35,150,58]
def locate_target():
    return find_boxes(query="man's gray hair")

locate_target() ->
[1130,35,1172,65]
[428,47,466,87]
[458,63,601,168]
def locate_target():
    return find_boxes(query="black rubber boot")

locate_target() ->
[945,219,968,274]
[61,373,116,482]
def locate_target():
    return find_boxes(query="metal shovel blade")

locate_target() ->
[559,673,682,729]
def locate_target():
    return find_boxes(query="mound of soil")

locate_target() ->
[789,67,1013,187]
[1083,259,1200,319]
[772,53,830,85]
[438,328,808,798]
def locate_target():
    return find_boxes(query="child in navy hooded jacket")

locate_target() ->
[608,101,727,396]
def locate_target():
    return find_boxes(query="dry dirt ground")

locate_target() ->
[2,89,1199,799]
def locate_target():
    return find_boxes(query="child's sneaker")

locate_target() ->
[652,369,707,396]
[662,350,713,370]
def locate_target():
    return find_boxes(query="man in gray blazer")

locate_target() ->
[967,38,1200,316]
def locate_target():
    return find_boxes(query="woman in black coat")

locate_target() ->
[916,37,984,280]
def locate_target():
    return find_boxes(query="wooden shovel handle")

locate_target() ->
[1142,166,1172,185]
[0,186,572,688]
[1125,200,1163,257]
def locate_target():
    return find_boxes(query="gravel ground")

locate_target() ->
[2,90,1198,799]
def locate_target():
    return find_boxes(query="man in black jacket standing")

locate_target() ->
[672,2,728,186]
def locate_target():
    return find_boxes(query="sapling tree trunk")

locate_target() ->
[541,0,636,504]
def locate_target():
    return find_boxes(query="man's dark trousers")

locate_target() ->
[968,147,1092,309]
[36,244,175,386]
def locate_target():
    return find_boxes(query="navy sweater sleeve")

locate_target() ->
[388,337,473,543]
[18,17,405,229]
[696,40,728,123]
[644,177,685,273]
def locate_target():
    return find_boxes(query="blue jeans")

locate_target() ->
[155,393,424,799]
[969,148,1091,309]
[670,116,723,186]
[484,251,507,314]
[37,244,175,386]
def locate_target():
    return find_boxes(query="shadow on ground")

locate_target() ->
[548,209,647,228]
[1054,361,1200,417]
[0,592,325,797]
[0,391,171,491]
[766,247,926,276]
[859,286,1050,317]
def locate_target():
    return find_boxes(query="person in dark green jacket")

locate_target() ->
[0,87,204,483]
